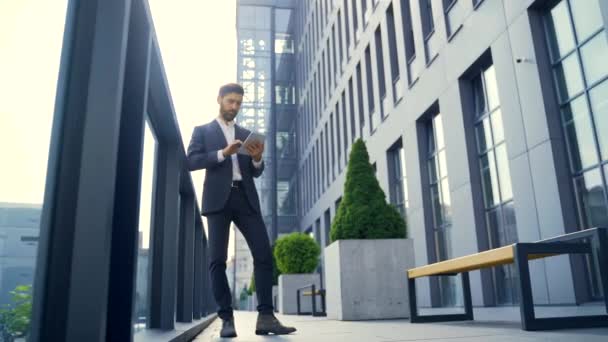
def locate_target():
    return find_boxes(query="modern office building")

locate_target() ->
[236,0,299,242]
[274,0,608,310]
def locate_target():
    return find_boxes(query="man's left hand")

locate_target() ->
[247,142,264,162]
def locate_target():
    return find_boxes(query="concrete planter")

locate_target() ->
[325,239,415,320]
[278,273,321,315]
[247,294,257,311]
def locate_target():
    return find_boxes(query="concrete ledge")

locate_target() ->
[133,314,217,342]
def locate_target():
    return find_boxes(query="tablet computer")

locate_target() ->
[238,131,266,155]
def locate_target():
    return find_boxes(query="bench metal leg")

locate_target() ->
[296,289,301,315]
[311,285,317,316]
[514,242,608,331]
[409,272,474,323]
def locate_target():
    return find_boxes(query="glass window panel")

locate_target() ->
[569,0,604,42]
[472,74,486,116]
[562,96,599,171]
[476,117,493,153]
[579,33,608,86]
[431,184,443,227]
[434,114,445,150]
[0,1,67,333]
[480,153,500,207]
[486,208,503,248]
[546,1,576,60]
[438,150,448,179]
[134,120,155,331]
[434,229,452,262]
[428,156,438,184]
[590,80,608,161]
[495,144,513,201]
[441,178,452,223]
[491,110,505,144]
[484,65,501,110]
[575,168,608,229]
[428,123,436,154]
[554,53,585,101]
[503,201,518,244]
[399,146,407,175]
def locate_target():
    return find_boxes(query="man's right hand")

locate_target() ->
[222,140,243,157]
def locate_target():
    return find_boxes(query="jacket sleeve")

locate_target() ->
[251,159,265,178]
[187,126,222,171]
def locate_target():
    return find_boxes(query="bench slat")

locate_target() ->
[408,245,515,279]
[407,244,558,279]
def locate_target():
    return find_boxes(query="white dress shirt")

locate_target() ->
[215,117,263,181]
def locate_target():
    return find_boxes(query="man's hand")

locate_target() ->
[222,140,243,157]
[247,142,264,162]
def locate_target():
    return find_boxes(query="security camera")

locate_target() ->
[516,57,533,64]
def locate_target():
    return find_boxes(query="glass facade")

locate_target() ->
[427,113,459,306]
[237,4,298,239]
[472,64,518,305]
[544,0,608,298]
[387,141,409,220]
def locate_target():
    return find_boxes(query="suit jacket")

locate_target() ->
[186,120,264,216]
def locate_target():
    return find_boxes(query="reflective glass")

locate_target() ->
[476,117,493,153]
[562,95,598,171]
[554,53,585,101]
[574,169,608,229]
[495,144,513,201]
[590,80,608,160]
[579,33,608,86]
[569,0,604,42]
[484,66,501,110]
[547,1,576,60]
[481,152,500,207]
[491,110,505,144]
[434,114,445,150]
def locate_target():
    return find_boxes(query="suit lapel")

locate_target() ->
[211,119,228,148]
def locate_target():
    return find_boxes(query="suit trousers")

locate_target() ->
[206,184,274,320]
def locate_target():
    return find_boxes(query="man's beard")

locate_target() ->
[221,109,237,122]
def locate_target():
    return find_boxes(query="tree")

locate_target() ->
[330,138,406,241]
[274,233,320,274]
[0,285,32,339]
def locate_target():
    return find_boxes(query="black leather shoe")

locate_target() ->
[220,318,237,338]
[255,313,297,335]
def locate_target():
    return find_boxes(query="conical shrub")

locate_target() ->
[330,138,406,241]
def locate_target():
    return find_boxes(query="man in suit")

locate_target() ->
[187,83,296,338]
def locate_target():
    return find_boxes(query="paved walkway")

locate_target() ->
[194,307,608,342]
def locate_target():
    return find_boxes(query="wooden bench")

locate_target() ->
[296,284,327,316]
[407,227,608,331]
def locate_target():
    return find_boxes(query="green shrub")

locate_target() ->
[330,138,406,241]
[272,243,281,286]
[0,285,32,338]
[274,233,320,274]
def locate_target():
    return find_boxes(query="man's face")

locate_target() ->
[218,93,243,122]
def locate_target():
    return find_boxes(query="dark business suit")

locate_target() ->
[187,119,273,320]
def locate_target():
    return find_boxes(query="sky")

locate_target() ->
[0,1,238,258]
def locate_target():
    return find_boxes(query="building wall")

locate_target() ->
[294,0,608,307]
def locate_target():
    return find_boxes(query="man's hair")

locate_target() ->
[218,83,244,97]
